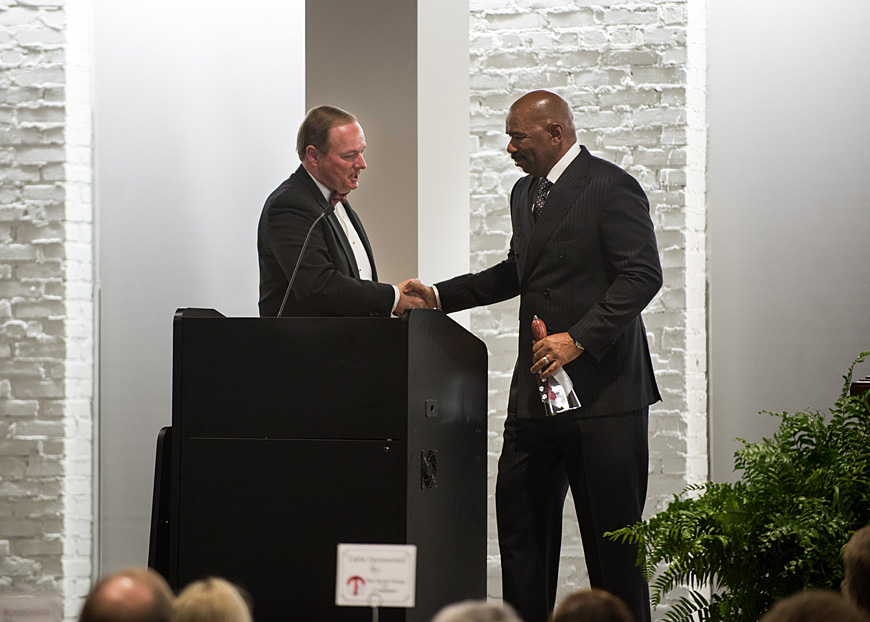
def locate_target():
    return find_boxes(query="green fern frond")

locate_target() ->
[661,591,711,622]
[616,352,870,622]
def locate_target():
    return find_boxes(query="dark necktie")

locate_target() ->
[330,191,348,206]
[532,178,552,219]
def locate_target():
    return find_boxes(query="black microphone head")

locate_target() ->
[323,203,336,216]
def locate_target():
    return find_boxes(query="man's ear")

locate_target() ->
[547,123,564,143]
[304,145,319,166]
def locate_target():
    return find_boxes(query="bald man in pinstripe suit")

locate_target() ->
[407,91,661,622]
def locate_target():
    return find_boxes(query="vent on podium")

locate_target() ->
[421,449,438,489]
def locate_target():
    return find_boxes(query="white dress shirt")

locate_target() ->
[309,175,400,313]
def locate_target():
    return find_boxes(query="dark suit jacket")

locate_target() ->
[258,165,395,317]
[436,146,662,418]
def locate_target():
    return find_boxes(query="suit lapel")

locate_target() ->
[519,147,592,287]
[518,177,536,241]
[509,176,535,285]
[296,165,363,281]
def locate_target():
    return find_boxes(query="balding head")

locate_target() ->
[506,90,576,178]
[79,568,174,622]
[510,90,576,135]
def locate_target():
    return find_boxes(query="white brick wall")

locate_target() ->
[468,0,707,610]
[0,0,94,618]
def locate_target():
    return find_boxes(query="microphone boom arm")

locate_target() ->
[277,204,335,317]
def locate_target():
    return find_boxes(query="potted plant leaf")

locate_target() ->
[608,352,870,622]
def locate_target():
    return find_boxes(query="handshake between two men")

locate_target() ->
[399,279,583,382]
[258,91,662,622]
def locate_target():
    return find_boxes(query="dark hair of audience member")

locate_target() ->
[78,567,174,622]
[551,588,634,622]
[760,589,869,622]
[173,577,252,622]
[844,526,870,616]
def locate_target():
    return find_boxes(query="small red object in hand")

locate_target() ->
[532,315,547,341]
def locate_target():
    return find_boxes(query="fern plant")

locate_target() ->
[608,352,870,622]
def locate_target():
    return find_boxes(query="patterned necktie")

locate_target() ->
[532,178,553,219]
[330,191,348,206]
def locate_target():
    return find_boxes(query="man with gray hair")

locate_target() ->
[78,567,174,622]
[431,600,524,622]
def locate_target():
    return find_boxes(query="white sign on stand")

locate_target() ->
[335,544,417,609]
[0,595,63,622]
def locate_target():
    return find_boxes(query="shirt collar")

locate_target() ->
[545,142,581,185]
[305,167,335,205]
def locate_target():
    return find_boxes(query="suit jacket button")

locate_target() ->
[543,288,550,297]
[558,252,565,260]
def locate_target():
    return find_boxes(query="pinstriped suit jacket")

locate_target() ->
[258,165,395,318]
[437,146,662,418]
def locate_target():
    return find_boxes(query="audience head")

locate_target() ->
[844,526,870,615]
[551,588,634,622]
[78,567,174,622]
[760,589,869,622]
[431,599,523,622]
[173,577,252,622]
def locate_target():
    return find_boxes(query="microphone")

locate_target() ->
[277,203,336,317]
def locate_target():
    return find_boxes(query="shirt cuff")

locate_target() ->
[390,285,400,317]
[432,284,442,310]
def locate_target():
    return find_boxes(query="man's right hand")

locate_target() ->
[394,279,429,316]
[402,279,438,309]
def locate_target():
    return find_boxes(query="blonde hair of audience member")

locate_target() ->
[431,599,523,622]
[174,577,252,622]
[760,589,869,622]
[551,588,634,622]
[79,567,174,622]
[844,526,870,616]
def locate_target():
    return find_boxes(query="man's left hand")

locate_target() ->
[531,332,583,379]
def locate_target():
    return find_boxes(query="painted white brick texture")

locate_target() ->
[0,0,94,618]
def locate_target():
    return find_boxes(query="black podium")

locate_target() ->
[149,308,488,621]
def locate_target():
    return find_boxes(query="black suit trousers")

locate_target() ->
[496,408,651,622]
